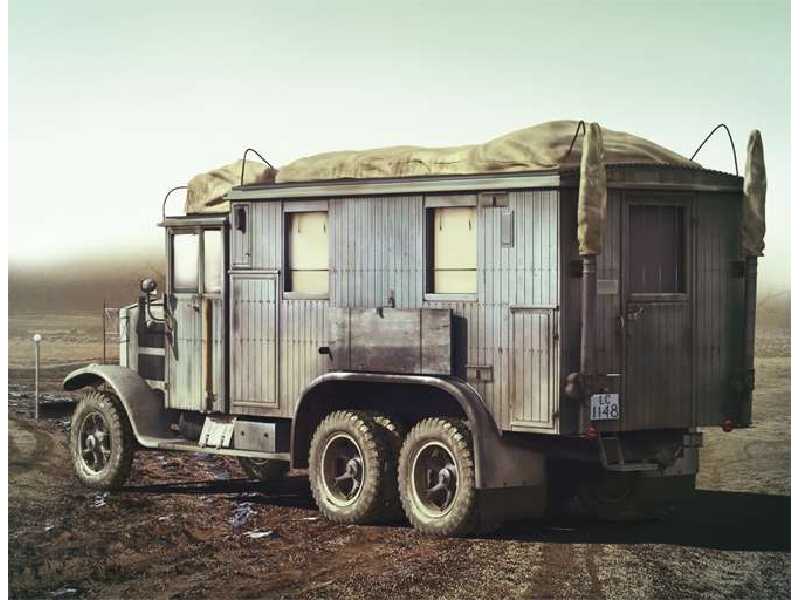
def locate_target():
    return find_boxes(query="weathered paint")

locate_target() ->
[152,166,747,436]
[226,190,561,432]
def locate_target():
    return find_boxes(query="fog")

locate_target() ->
[9,0,790,307]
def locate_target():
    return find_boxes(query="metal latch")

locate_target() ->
[466,365,493,383]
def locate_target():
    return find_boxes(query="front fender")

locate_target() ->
[64,364,173,446]
[292,372,545,490]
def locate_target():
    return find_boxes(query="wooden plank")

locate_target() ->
[350,308,421,373]
[328,306,350,371]
[420,309,452,374]
[329,307,452,375]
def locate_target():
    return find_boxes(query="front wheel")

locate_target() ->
[398,418,477,536]
[70,389,135,490]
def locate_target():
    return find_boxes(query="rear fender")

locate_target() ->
[292,372,546,490]
[63,364,173,447]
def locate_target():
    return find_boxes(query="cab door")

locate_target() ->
[166,224,226,412]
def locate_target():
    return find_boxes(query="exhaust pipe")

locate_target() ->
[577,122,606,404]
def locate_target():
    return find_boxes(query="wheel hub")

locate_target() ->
[321,433,364,507]
[412,442,458,517]
[78,411,112,473]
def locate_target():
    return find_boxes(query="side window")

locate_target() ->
[427,206,477,294]
[172,233,199,292]
[629,205,686,294]
[203,230,223,294]
[285,211,329,295]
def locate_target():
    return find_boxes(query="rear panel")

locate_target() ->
[562,186,745,432]
[693,192,745,426]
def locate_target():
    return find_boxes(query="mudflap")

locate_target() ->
[476,484,548,533]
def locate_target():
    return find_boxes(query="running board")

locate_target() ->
[136,435,290,461]
[605,462,660,472]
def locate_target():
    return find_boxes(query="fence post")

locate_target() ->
[33,334,42,421]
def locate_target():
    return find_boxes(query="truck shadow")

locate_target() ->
[124,474,317,510]
[496,490,790,552]
[124,478,789,552]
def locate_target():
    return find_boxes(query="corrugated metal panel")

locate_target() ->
[330,195,425,308]
[596,191,623,377]
[279,298,329,412]
[694,193,744,425]
[168,294,202,410]
[624,301,692,428]
[621,193,694,430]
[230,202,283,270]
[230,190,560,431]
[210,296,224,410]
[510,308,557,428]
[230,275,279,409]
[424,190,559,431]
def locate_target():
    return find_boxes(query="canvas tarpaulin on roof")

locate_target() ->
[275,120,698,183]
[742,130,766,257]
[185,160,276,214]
[577,122,607,255]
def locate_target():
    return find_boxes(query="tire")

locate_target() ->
[70,389,134,490]
[398,417,477,536]
[365,412,406,522]
[238,457,290,482]
[308,410,391,525]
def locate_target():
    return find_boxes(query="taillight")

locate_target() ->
[721,418,735,432]
[584,424,599,440]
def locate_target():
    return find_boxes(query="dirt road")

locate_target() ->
[7,324,791,599]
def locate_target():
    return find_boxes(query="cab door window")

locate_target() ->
[172,233,199,292]
[203,230,223,294]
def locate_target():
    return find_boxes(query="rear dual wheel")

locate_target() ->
[308,410,403,524]
[398,418,477,536]
[309,411,479,536]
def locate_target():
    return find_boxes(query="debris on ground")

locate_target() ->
[230,502,256,529]
[244,529,278,540]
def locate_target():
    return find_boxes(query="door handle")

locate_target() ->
[626,306,645,321]
[620,305,645,331]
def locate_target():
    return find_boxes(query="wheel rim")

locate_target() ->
[411,441,458,518]
[321,433,364,507]
[78,410,112,473]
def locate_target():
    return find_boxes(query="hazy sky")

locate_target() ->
[9,0,790,288]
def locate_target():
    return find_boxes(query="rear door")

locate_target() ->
[621,194,693,429]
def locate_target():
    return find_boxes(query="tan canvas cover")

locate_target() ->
[742,130,766,257]
[276,120,698,183]
[186,160,276,214]
[577,122,607,255]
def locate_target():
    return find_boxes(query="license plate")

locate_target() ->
[590,394,620,421]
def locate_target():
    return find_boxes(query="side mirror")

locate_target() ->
[140,278,158,295]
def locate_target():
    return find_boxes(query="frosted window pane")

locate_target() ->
[173,233,199,291]
[287,212,329,294]
[432,207,477,293]
[203,231,223,293]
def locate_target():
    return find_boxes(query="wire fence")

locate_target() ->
[102,302,121,364]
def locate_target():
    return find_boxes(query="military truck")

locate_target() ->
[64,121,766,535]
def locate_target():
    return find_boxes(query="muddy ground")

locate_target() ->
[7,314,791,599]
